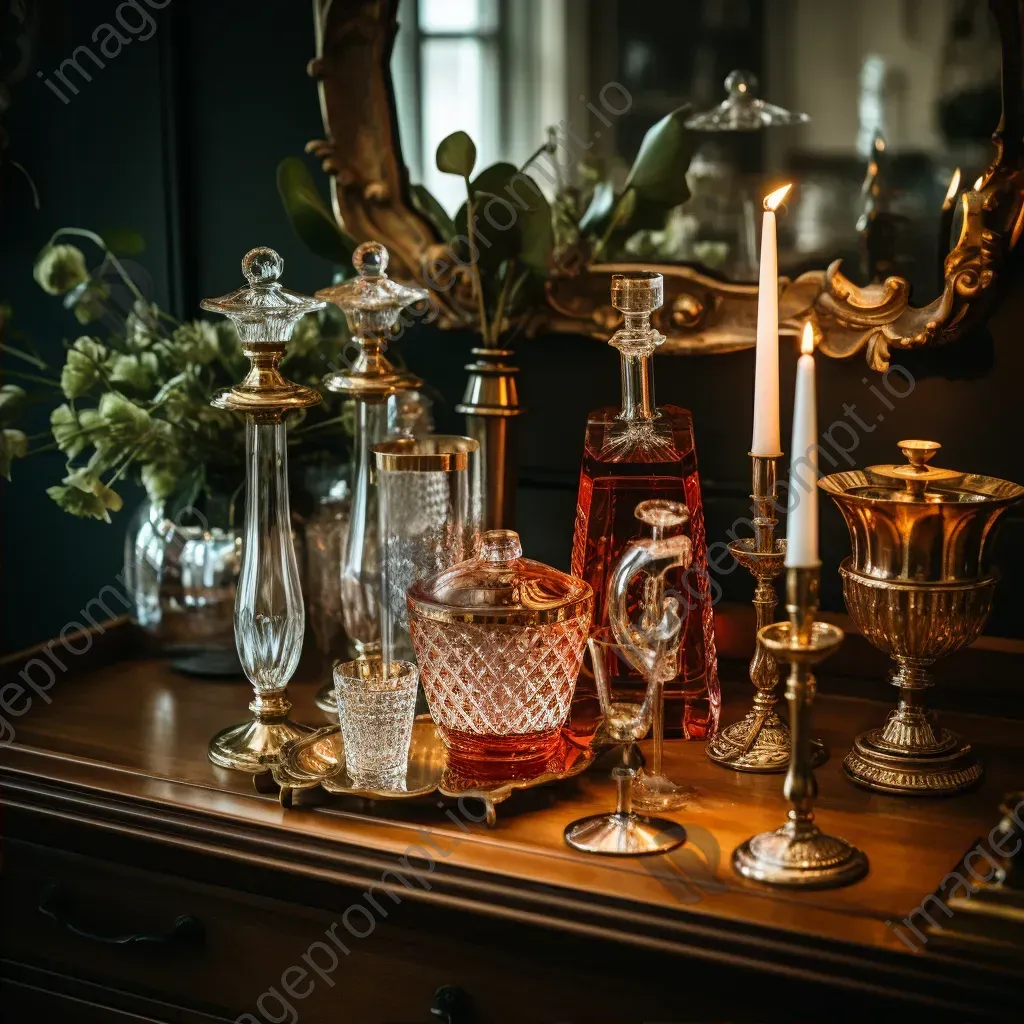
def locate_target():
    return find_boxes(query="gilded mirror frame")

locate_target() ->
[306,0,1024,371]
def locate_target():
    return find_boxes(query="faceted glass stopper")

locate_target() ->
[353,240,389,277]
[685,69,810,131]
[611,271,663,314]
[481,529,523,563]
[200,246,326,343]
[242,246,284,284]
[609,272,664,355]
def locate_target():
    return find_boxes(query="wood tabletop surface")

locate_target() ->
[1,621,1020,1007]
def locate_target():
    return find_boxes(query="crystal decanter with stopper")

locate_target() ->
[571,272,720,741]
[314,241,428,713]
[201,247,326,770]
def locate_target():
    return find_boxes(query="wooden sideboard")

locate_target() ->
[0,621,1020,1023]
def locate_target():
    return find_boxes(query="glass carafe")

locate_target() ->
[571,272,720,742]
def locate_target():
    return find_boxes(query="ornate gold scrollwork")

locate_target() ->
[310,0,1024,370]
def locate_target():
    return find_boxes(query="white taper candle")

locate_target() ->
[751,184,791,456]
[785,323,819,567]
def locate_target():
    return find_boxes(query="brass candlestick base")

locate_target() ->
[208,692,314,772]
[733,568,868,890]
[840,564,992,795]
[707,456,826,773]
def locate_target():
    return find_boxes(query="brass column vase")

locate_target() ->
[821,440,1024,796]
[733,568,869,889]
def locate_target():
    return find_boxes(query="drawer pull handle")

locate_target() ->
[431,985,473,1024]
[38,883,204,948]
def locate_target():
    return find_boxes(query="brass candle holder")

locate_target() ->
[733,566,868,889]
[707,454,825,772]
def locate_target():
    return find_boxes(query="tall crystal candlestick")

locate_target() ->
[732,566,869,889]
[314,242,429,714]
[202,248,326,771]
[750,184,791,457]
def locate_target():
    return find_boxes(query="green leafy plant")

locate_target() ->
[276,158,357,266]
[277,109,696,345]
[2,229,354,522]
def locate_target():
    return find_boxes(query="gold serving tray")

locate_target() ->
[270,715,595,826]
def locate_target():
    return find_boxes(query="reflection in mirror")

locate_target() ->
[391,0,1000,303]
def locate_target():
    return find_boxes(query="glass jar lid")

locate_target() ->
[407,530,593,626]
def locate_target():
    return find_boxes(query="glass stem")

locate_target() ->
[235,417,304,696]
[341,398,388,655]
[619,351,655,421]
[652,678,665,776]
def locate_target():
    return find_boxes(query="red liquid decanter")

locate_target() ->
[571,272,720,741]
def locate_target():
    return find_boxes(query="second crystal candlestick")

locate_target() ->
[315,241,429,714]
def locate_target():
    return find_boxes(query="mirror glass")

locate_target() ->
[391,0,1000,302]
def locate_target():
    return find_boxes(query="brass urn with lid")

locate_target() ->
[820,441,1023,795]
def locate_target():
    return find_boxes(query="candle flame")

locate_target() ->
[763,184,792,212]
[800,322,815,355]
[974,175,984,191]
[943,168,962,206]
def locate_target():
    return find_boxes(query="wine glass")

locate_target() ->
[563,631,687,856]
[609,500,695,811]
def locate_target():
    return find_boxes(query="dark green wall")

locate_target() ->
[3,0,1022,653]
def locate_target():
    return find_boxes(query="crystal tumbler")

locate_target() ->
[333,657,418,790]
[373,436,481,666]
